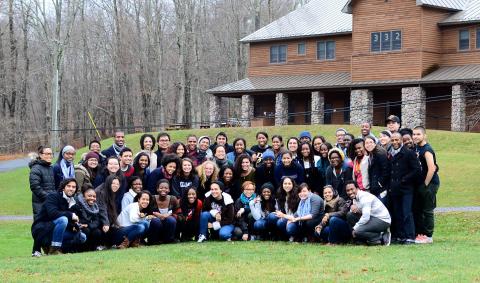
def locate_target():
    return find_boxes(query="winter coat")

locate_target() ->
[171,175,200,198]
[274,162,304,186]
[324,196,348,220]
[29,159,56,219]
[146,167,171,195]
[255,164,276,194]
[72,194,103,230]
[32,192,77,236]
[202,193,235,226]
[368,152,391,197]
[389,146,422,195]
[325,164,353,200]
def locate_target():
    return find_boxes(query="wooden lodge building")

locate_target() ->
[207,0,480,131]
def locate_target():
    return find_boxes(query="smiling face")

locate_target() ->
[107,158,120,174]
[272,137,282,150]
[40,148,54,163]
[187,188,197,204]
[111,179,120,193]
[343,135,352,148]
[143,137,153,151]
[387,121,400,133]
[158,136,171,150]
[412,128,426,145]
[361,123,371,136]
[346,183,357,200]
[138,155,149,169]
[402,134,414,149]
[138,193,150,209]
[241,157,251,171]
[234,140,245,154]
[222,168,233,182]
[115,132,125,147]
[120,151,133,166]
[301,144,310,158]
[287,139,298,152]
[282,153,292,166]
[320,144,329,158]
[282,178,293,193]
[63,181,77,197]
[84,189,97,205]
[89,142,101,153]
[336,130,346,145]
[87,158,98,169]
[354,142,365,158]
[364,138,376,153]
[329,152,341,168]
[214,146,226,160]
[257,134,267,147]
[379,133,391,146]
[216,135,227,146]
[323,187,333,201]
[176,144,185,157]
[165,162,177,175]
[391,133,402,150]
[182,160,192,174]
[131,179,143,193]
[243,183,255,198]
[156,182,170,196]
[262,188,272,200]
[313,138,323,153]
[187,137,197,151]
[263,158,274,168]
[199,138,210,151]
[210,183,222,199]
[63,150,75,163]
[298,187,309,200]
[204,163,214,177]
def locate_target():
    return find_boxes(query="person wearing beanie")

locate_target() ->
[325,148,353,199]
[250,182,278,240]
[197,181,235,242]
[299,131,312,144]
[53,145,76,189]
[255,150,276,193]
[196,136,213,165]
[75,151,103,191]
[210,132,234,153]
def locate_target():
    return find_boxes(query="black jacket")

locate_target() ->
[368,152,391,196]
[254,164,276,194]
[389,146,422,195]
[234,198,253,234]
[72,195,104,230]
[325,165,353,199]
[29,159,56,219]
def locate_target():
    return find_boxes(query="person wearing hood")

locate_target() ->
[197,181,235,242]
[315,185,351,244]
[75,151,103,191]
[196,136,213,165]
[31,178,86,256]
[212,145,233,169]
[72,185,106,251]
[255,150,276,193]
[285,183,324,242]
[29,146,56,221]
[209,132,234,153]
[250,182,278,239]
[146,154,180,194]
[325,148,353,199]
[233,181,257,241]
[102,131,126,159]
[53,145,76,189]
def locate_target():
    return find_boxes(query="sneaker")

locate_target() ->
[96,245,106,251]
[226,238,232,242]
[382,229,391,246]
[416,236,433,244]
[404,239,416,245]
[32,251,42,257]
[197,234,207,243]
[288,236,294,242]
[250,235,256,241]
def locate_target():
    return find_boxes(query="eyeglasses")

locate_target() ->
[41,152,53,156]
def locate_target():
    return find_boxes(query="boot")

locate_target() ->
[117,237,130,249]
[48,246,63,255]
[129,238,141,248]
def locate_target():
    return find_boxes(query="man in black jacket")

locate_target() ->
[101,131,126,159]
[32,178,86,256]
[388,132,421,244]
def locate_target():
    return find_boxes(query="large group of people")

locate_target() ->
[29,114,440,257]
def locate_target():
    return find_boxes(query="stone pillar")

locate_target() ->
[451,84,466,132]
[311,91,325,125]
[241,95,254,127]
[349,89,373,125]
[209,95,221,128]
[401,86,426,129]
[275,93,288,126]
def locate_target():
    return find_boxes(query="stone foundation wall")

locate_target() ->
[275,93,288,126]
[401,87,426,129]
[311,91,325,125]
[241,95,254,127]
[350,89,373,125]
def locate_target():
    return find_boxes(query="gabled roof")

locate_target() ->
[343,0,467,13]
[239,0,352,43]
[206,65,480,94]
[439,0,480,25]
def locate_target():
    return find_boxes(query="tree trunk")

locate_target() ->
[8,0,18,118]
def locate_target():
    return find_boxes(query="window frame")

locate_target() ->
[316,40,336,61]
[458,29,470,51]
[370,30,402,53]
[270,45,288,64]
[297,42,306,56]
[476,27,480,49]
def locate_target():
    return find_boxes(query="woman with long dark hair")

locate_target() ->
[349,138,370,192]
[250,182,278,240]
[299,142,322,195]
[177,187,203,241]
[233,154,255,200]
[166,142,187,159]
[226,138,253,163]
[365,135,390,206]
[274,177,300,240]
[132,152,151,184]
[95,175,122,247]
[171,158,199,198]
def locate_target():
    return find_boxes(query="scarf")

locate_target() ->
[325,195,340,213]
[240,193,256,208]
[62,192,76,208]
[389,145,403,157]
[60,159,75,179]
[77,194,99,214]
[215,158,229,169]
[197,149,207,162]
[162,167,173,180]
[113,143,125,156]
[296,192,312,217]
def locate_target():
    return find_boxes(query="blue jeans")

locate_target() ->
[116,221,149,244]
[391,193,415,240]
[276,217,288,236]
[319,217,351,244]
[286,222,300,237]
[51,216,87,247]
[199,211,234,240]
[149,216,177,243]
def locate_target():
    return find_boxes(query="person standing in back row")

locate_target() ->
[102,131,126,159]
[413,126,440,244]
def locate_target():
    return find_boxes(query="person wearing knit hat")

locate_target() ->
[255,149,277,194]
[198,180,235,242]
[249,182,277,240]
[325,148,353,199]
[75,151,102,191]
[52,145,76,189]
[299,131,312,143]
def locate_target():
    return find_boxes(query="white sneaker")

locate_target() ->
[32,251,42,257]
[197,234,207,243]
[96,245,106,251]
[289,236,294,242]
[415,236,433,244]
[382,229,391,246]
[250,235,256,241]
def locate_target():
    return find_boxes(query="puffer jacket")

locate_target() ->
[29,159,56,219]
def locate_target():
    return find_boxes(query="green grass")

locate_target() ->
[0,125,479,216]
[0,212,479,282]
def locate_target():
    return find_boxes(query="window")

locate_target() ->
[270,45,287,63]
[477,28,480,49]
[317,41,335,60]
[459,29,470,50]
[371,30,402,52]
[297,42,306,55]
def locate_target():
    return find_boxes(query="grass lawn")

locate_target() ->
[0,125,479,216]
[0,212,478,282]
